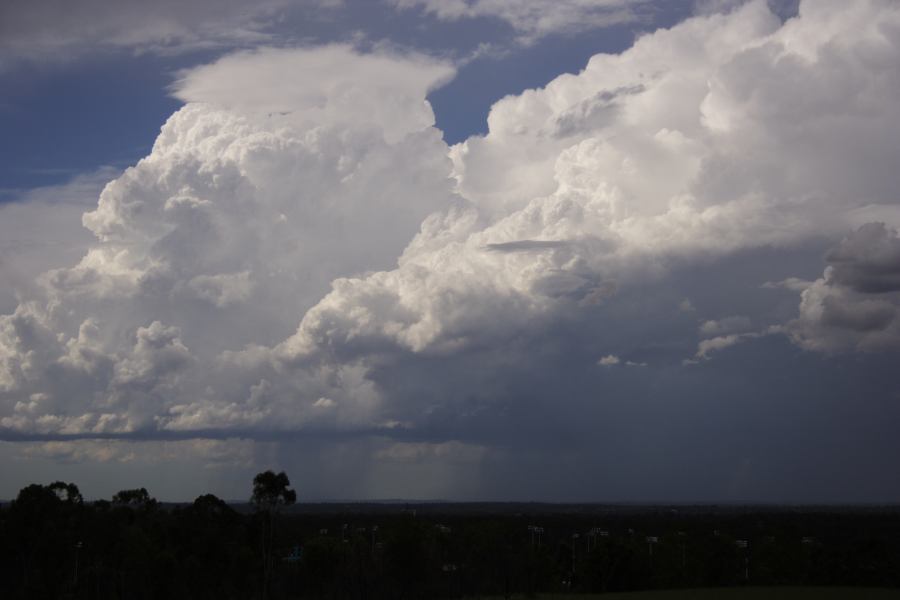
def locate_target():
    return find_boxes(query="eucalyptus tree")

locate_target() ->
[251,470,296,598]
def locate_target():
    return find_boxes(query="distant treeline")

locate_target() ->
[3,477,900,599]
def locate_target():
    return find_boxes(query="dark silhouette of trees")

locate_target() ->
[251,470,297,508]
[5,482,85,598]
[191,493,232,516]
[252,470,296,598]
[174,494,252,599]
[111,487,157,509]
[48,481,83,504]
[3,480,900,599]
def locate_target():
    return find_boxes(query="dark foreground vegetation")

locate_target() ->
[3,474,900,599]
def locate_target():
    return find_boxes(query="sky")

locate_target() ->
[1,0,899,504]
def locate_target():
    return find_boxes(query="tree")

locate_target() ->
[14,483,62,513]
[191,493,233,517]
[112,487,157,509]
[251,470,296,598]
[48,481,83,504]
[251,471,296,509]
[10,482,84,596]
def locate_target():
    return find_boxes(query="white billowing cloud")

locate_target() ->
[452,0,900,228]
[0,45,459,437]
[762,277,812,292]
[278,0,900,366]
[690,323,787,361]
[389,0,650,43]
[692,332,756,361]
[699,315,752,338]
[598,354,621,366]
[3,0,900,445]
[788,223,900,352]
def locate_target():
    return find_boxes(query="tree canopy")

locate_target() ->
[111,487,157,508]
[251,470,296,510]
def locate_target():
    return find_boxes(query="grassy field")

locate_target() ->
[477,588,900,600]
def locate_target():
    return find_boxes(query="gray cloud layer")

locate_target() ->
[389,0,652,44]
[0,0,305,65]
[0,0,650,69]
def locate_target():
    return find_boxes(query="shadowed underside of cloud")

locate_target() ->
[1,1,900,499]
[788,223,900,352]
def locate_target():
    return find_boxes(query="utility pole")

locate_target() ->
[73,541,83,587]
[527,525,543,549]
[735,540,749,582]
[646,536,658,571]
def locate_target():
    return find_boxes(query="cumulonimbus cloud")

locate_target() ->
[2,1,900,446]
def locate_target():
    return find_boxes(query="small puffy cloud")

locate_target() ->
[762,277,812,292]
[313,397,336,408]
[598,354,621,366]
[693,333,753,361]
[699,315,752,338]
[691,324,787,361]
